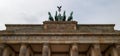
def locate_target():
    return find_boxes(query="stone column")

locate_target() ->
[111,45,120,56]
[26,47,34,56]
[2,45,16,56]
[0,44,5,56]
[2,46,15,56]
[91,44,102,56]
[116,45,120,56]
[3,47,10,56]
[42,43,51,56]
[70,44,79,56]
[12,52,16,56]
[26,47,31,56]
[19,44,27,56]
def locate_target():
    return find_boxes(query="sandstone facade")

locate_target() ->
[0,21,120,56]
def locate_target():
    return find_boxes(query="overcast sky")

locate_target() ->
[0,0,120,30]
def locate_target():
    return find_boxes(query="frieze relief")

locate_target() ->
[0,35,120,43]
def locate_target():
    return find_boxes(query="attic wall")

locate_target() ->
[4,21,115,32]
[77,24,115,32]
[5,24,43,31]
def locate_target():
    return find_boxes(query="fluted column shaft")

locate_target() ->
[0,44,5,56]
[111,45,120,56]
[70,44,79,56]
[112,47,118,56]
[3,47,10,56]
[42,43,51,56]
[3,46,15,56]
[19,44,27,56]
[26,47,30,56]
[91,44,102,56]
[116,45,120,56]
[26,47,34,56]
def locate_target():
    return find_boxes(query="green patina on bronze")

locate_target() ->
[48,6,73,21]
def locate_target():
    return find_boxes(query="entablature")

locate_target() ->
[0,34,120,44]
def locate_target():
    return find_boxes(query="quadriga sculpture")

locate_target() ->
[48,6,73,21]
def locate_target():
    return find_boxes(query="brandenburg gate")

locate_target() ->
[0,7,120,56]
[0,21,120,56]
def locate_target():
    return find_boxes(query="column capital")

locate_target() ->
[72,43,78,46]
[91,44,100,49]
[90,44,102,56]
[21,43,28,46]
[43,43,49,46]
[71,43,78,51]
[115,44,120,48]
[0,44,8,49]
[42,43,51,56]
[70,43,79,56]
